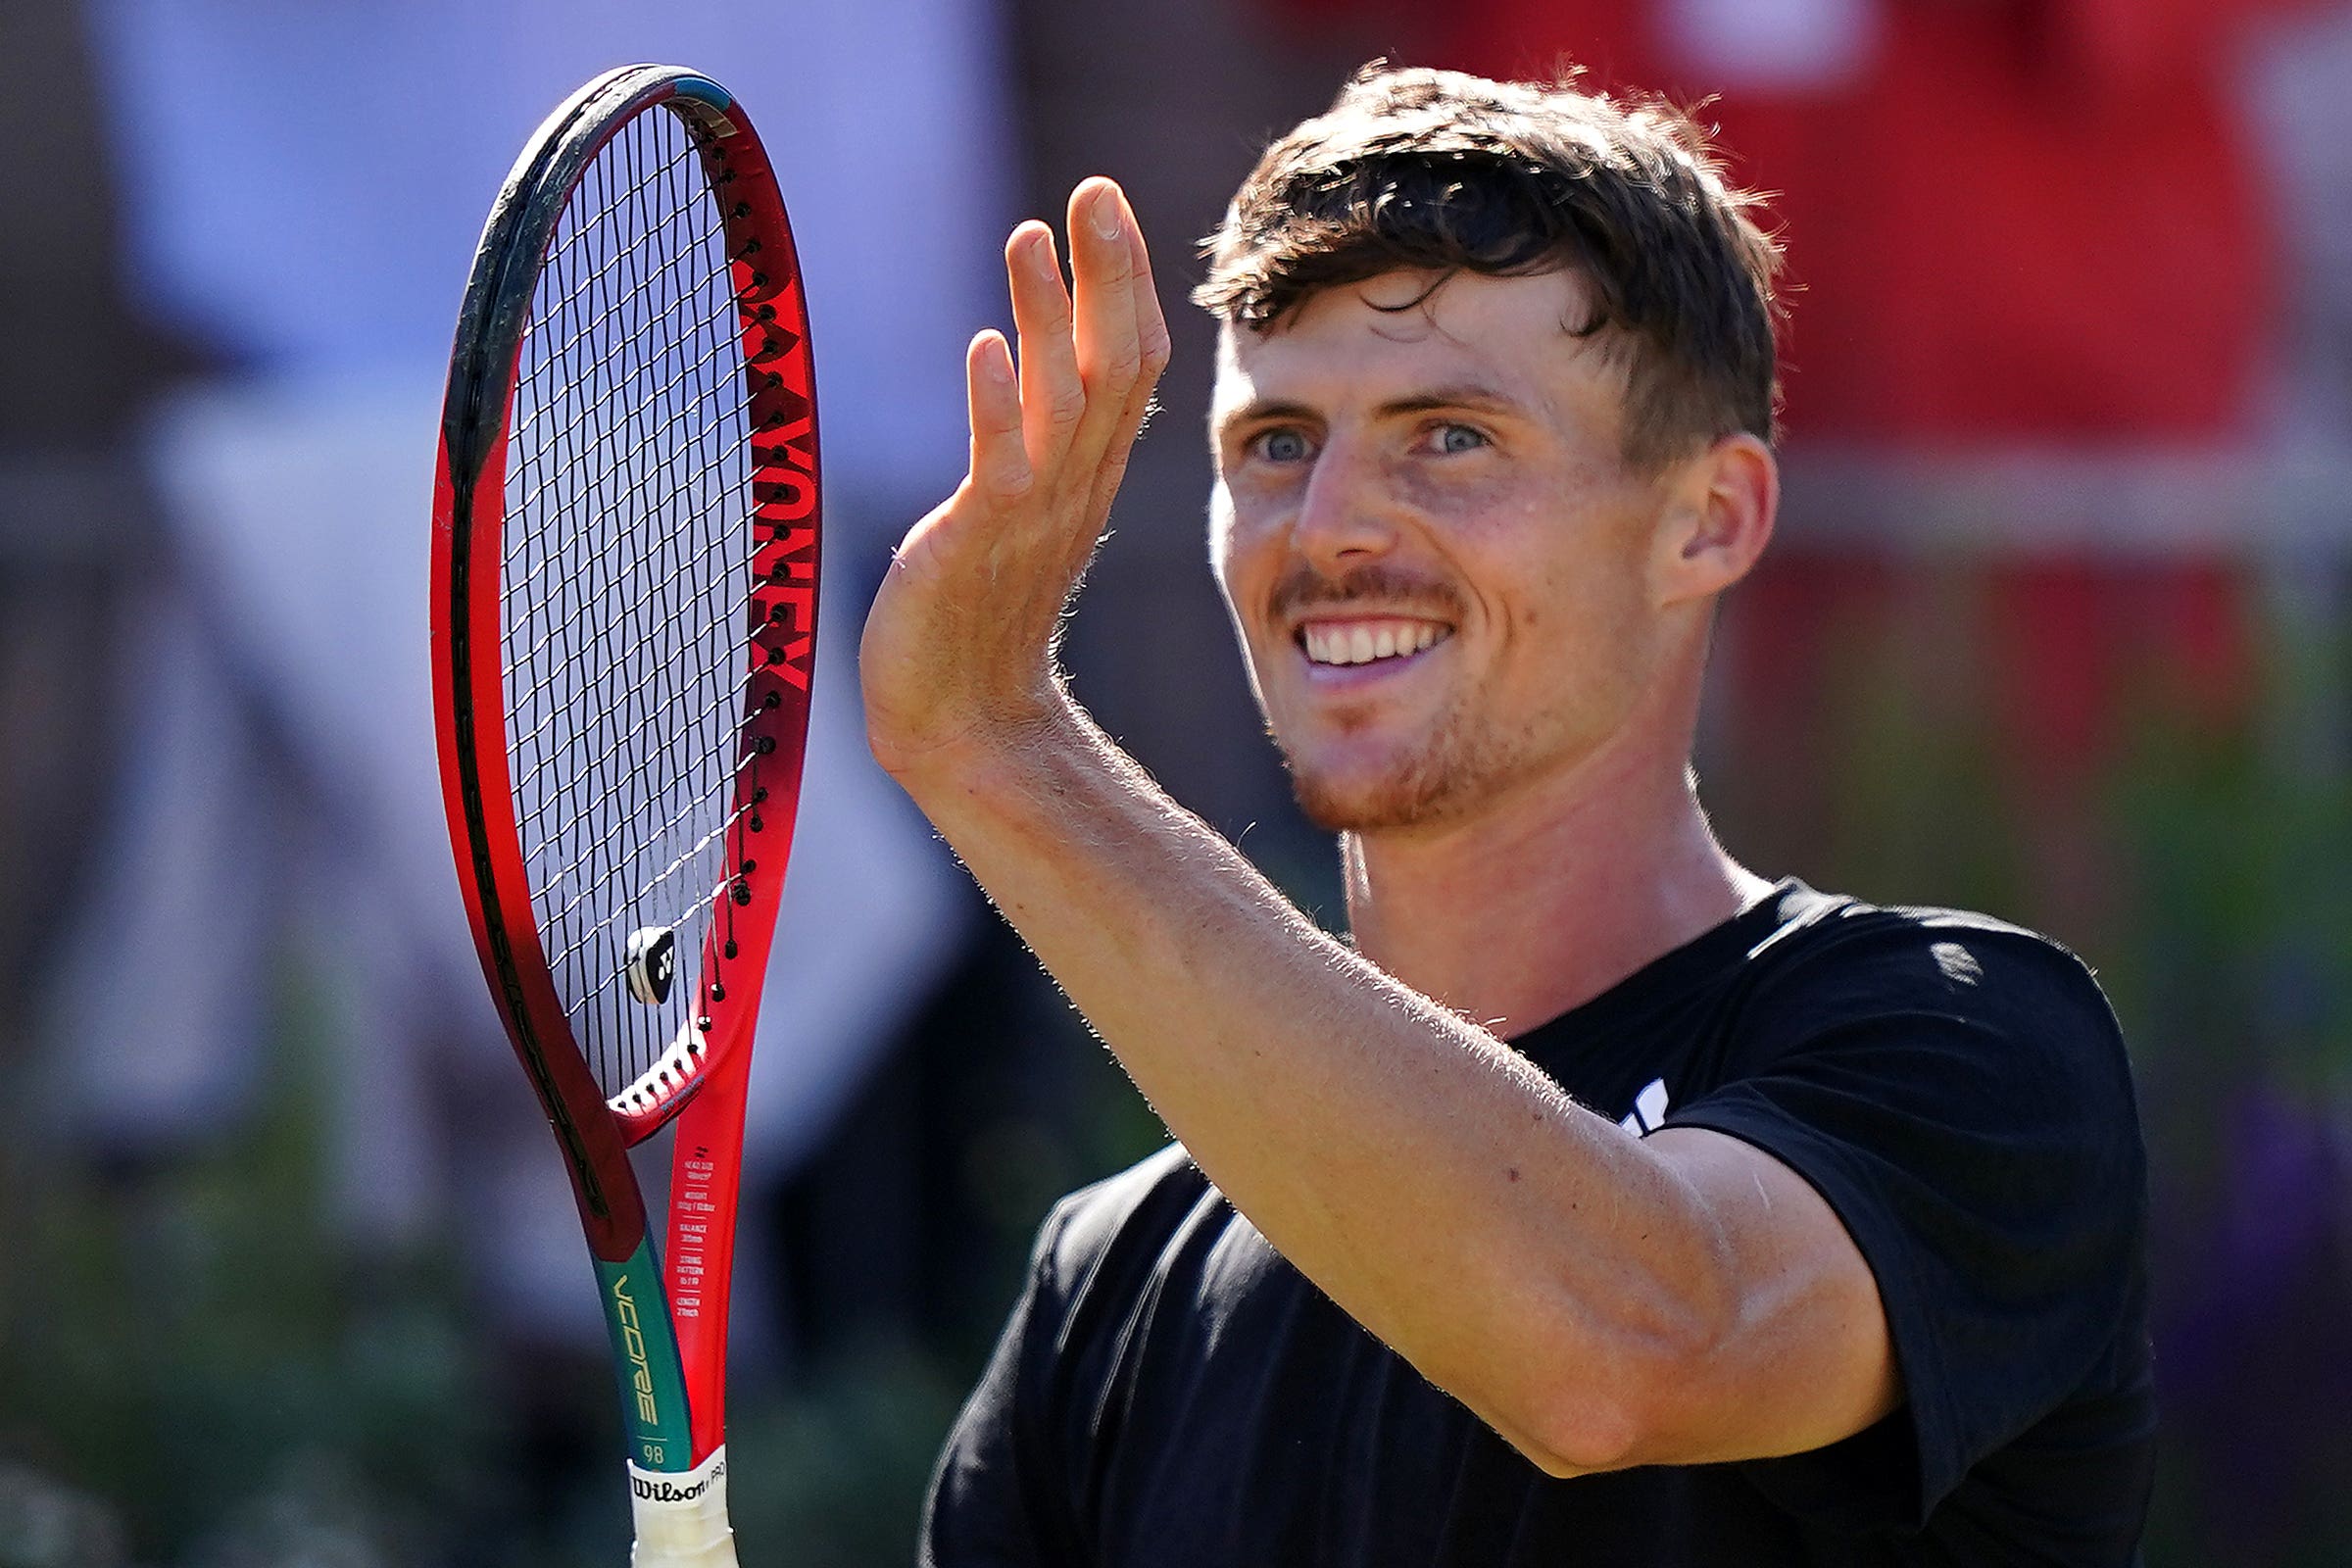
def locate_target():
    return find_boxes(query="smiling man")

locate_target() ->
[865,66,2153,1566]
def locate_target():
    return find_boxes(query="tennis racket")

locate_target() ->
[430,64,817,1565]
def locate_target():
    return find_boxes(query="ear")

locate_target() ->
[1650,433,1777,608]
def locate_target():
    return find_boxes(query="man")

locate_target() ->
[862,65,2152,1565]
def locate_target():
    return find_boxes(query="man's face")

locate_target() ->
[1209,269,1682,834]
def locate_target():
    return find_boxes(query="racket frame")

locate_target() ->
[430,62,819,1491]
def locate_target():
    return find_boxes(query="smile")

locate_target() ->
[1298,617,1453,667]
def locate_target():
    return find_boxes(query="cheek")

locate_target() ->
[1383,455,1513,522]
[1503,520,1658,691]
[1208,491,1278,655]
[1208,488,1248,596]
[1555,570,1660,713]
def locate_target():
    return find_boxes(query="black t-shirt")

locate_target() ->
[922,881,2154,1565]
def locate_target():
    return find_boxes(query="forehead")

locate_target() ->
[1210,268,1618,426]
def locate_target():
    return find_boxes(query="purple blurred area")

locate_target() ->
[3,0,2351,1561]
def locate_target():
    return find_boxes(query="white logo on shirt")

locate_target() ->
[1619,1078,1671,1136]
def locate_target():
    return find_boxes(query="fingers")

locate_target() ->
[1067,180,1147,437]
[1130,205,1173,392]
[965,329,1033,502]
[991,178,1169,521]
[1084,191,1173,528]
[1006,221,1082,470]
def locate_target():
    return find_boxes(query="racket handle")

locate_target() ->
[628,1448,739,1567]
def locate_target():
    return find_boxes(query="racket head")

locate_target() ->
[430,63,818,1254]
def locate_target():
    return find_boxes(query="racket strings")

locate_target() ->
[508,449,790,767]
[505,416,760,689]
[549,359,805,663]
[537,700,754,936]
[508,514,740,760]
[500,107,758,1103]
[508,207,741,463]
[509,325,746,550]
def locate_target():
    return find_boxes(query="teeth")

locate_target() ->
[1301,621,1450,666]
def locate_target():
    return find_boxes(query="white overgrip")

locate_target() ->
[628,1446,738,1568]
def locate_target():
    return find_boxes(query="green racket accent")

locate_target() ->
[596,1241,694,1471]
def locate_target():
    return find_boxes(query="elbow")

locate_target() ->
[1509,1366,1681,1477]
[1507,1398,1645,1478]
[1503,1292,1737,1477]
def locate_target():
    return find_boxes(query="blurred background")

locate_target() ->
[4,0,2351,1561]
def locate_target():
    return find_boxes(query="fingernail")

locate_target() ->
[1090,187,1123,241]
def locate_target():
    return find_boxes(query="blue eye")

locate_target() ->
[1254,428,1311,463]
[1436,423,1487,454]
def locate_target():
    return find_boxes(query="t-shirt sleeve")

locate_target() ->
[1660,916,2147,1529]
[920,1201,1078,1568]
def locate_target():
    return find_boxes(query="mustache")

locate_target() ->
[1268,564,1466,623]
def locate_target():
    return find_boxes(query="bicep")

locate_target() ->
[1637,1126,1900,1465]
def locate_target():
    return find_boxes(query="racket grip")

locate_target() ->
[628,1447,739,1567]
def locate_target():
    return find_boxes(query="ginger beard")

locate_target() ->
[1280,668,1504,835]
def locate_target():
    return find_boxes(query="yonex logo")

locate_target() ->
[626,927,677,1006]
[755,410,818,693]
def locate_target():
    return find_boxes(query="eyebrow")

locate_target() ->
[1215,381,1529,437]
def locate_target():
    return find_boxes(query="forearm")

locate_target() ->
[895,694,1735,1470]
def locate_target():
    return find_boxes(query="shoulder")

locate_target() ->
[1740,885,2127,1071]
[1750,883,2103,992]
[1686,883,2145,1215]
[1677,886,2147,1294]
[922,1151,1214,1561]
[1029,1141,1218,1309]
[997,1143,1255,1471]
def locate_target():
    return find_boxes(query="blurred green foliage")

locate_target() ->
[0,973,485,1566]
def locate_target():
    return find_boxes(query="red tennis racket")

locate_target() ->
[430,64,817,1565]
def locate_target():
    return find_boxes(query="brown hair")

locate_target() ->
[1196,64,1783,472]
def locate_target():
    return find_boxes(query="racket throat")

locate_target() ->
[612,1015,710,1119]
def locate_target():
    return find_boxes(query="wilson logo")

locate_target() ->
[631,1456,725,1503]
[610,1272,662,1425]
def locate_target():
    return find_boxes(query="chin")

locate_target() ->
[1285,754,1462,833]
[1275,710,1470,832]
[1276,703,1544,834]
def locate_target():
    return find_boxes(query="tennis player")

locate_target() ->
[863,64,2153,1565]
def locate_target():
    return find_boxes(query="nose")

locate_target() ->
[1289,433,1396,574]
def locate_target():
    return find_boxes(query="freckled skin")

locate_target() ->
[1209,270,1681,832]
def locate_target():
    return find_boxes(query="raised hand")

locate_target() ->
[860,177,1172,782]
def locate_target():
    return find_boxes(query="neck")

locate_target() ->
[1341,662,1769,1038]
